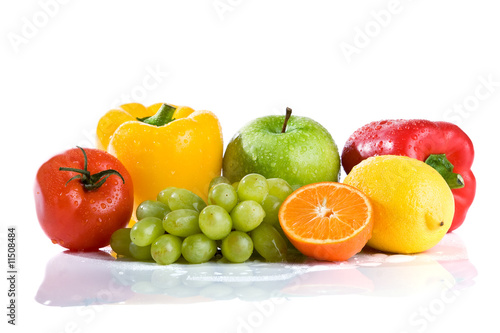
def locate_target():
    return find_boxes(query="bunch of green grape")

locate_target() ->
[109,173,295,265]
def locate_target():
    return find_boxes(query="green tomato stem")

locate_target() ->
[424,154,464,190]
[59,147,125,191]
[137,103,176,126]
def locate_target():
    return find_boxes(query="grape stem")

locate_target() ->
[281,107,292,133]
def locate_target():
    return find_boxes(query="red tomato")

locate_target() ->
[34,147,134,251]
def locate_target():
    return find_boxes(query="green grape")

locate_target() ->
[136,200,171,220]
[267,178,293,201]
[221,231,254,263]
[163,209,201,237]
[156,187,177,206]
[109,228,132,257]
[209,176,231,191]
[181,233,217,264]
[168,188,207,212]
[199,205,232,240]
[130,217,165,247]
[150,234,182,265]
[249,222,287,262]
[129,243,153,261]
[232,182,239,191]
[208,183,238,212]
[237,173,269,202]
[230,200,265,232]
[261,195,281,227]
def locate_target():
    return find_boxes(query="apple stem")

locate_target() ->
[281,107,292,133]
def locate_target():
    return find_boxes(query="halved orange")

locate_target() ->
[278,182,374,261]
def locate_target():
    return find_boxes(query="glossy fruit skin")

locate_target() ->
[344,155,454,254]
[341,119,475,232]
[223,114,340,188]
[96,102,223,206]
[34,148,134,251]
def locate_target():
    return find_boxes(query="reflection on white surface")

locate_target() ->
[36,233,477,306]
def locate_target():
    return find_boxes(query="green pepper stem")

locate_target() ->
[59,147,125,191]
[137,103,176,126]
[425,154,465,190]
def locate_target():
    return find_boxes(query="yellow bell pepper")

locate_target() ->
[96,102,223,208]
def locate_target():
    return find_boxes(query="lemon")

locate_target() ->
[343,155,454,254]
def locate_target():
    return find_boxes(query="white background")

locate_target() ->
[1,0,499,332]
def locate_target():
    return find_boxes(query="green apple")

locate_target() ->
[223,108,340,187]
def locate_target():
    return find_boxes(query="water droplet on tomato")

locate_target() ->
[90,199,95,204]
[74,201,79,206]
[51,239,58,245]
[98,218,103,223]
[101,203,106,209]
[412,135,418,140]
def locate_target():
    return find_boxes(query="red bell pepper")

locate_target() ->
[341,119,475,232]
